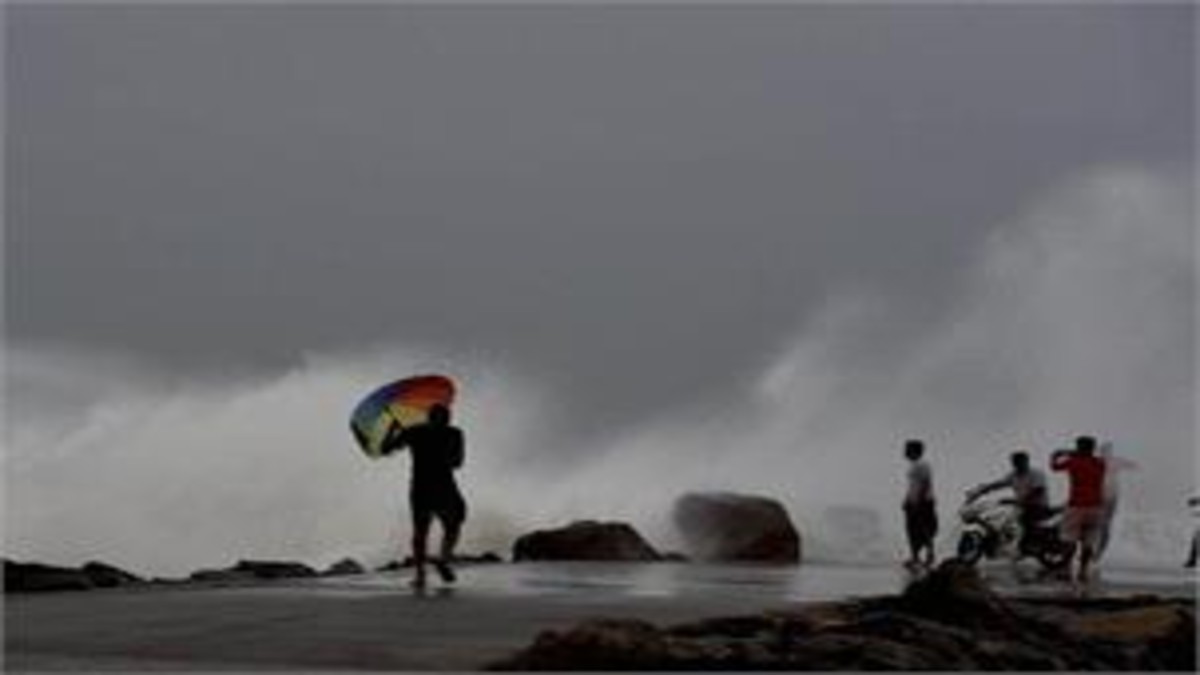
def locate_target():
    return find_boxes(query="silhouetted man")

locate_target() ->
[902,439,937,569]
[1052,435,1107,585]
[382,403,466,588]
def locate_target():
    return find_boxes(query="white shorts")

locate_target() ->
[1061,506,1105,549]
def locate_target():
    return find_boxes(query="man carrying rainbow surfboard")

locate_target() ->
[351,375,467,589]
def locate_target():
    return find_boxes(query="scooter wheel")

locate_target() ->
[957,532,985,565]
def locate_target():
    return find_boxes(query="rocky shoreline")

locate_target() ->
[489,562,1197,671]
[5,492,802,594]
[3,553,505,592]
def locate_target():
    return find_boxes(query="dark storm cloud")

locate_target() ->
[5,5,1193,431]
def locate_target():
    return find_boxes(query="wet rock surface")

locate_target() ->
[672,492,801,563]
[489,561,1196,671]
[513,521,662,562]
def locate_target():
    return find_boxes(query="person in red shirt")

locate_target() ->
[1051,435,1107,584]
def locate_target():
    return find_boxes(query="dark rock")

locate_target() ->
[376,560,404,572]
[322,558,365,576]
[784,632,948,670]
[1066,603,1197,671]
[81,561,142,588]
[487,582,1196,671]
[187,559,317,583]
[4,560,94,592]
[894,559,1018,632]
[490,619,671,670]
[845,610,1004,669]
[232,559,318,579]
[188,568,258,583]
[512,521,661,562]
[672,492,801,563]
[455,551,504,564]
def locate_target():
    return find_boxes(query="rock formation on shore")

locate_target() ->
[488,561,1196,671]
[513,521,662,562]
[189,559,318,582]
[323,558,366,576]
[4,559,144,592]
[672,492,801,563]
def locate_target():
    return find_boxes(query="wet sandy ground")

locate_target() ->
[6,561,1196,671]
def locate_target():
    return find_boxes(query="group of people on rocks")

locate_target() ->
[370,398,1191,591]
[901,435,1139,585]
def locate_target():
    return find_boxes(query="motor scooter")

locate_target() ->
[955,494,1074,571]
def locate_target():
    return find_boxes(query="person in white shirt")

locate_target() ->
[968,451,1052,555]
[1095,441,1136,561]
[902,439,937,569]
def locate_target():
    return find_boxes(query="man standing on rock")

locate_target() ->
[1051,435,1106,585]
[902,439,937,570]
[382,403,467,589]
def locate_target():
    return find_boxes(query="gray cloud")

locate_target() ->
[6,5,1194,435]
[5,164,1192,575]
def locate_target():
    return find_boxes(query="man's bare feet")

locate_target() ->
[434,559,456,583]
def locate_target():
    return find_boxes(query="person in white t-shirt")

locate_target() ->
[902,439,937,569]
[968,451,1051,555]
[1095,441,1136,561]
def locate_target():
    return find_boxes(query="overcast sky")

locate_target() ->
[6,4,1194,434]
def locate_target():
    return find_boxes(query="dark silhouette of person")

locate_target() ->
[902,439,937,569]
[381,403,466,588]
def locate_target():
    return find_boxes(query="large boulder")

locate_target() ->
[512,521,661,562]
[322,558,365,577]
[672,492,801,563]
[81,561,143,588]
[188,568,258,583]
[4,560,94,592]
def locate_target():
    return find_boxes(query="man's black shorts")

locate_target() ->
[410,487,467,530]
[904,500,938,545]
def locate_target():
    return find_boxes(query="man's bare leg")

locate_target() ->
[435,520,461,583]
[411,523,430,589]
[1077,543,1094,584]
